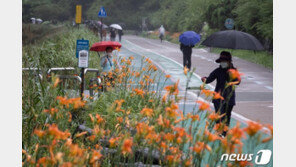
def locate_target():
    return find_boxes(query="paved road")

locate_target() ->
[122,35,273,125]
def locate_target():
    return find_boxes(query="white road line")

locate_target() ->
[254,81,263,85]
[123,39,270,130]
[265,86,273,90]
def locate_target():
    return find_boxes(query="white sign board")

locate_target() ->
[78,50,89,68]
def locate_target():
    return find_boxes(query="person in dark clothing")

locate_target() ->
[201,51,241,137]
[180,43,194,70]
[118,29,123,42]
[110,28,116,41]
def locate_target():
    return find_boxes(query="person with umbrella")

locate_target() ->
[118,29,124,42]
[101,47,115,72]
[179,31,201,70]
[110,28,116,41]
[201,51,241,137]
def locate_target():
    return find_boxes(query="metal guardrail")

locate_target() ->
[47,67,76,75]
[23,67,102,97]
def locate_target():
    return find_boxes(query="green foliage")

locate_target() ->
[234,0,273,41]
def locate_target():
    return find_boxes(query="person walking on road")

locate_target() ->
[118,29,124,42]
[110,28,116,41]
[159,25,165,43]
[201,51,241,137]
[180,43,194,70]
[102,29,107,41]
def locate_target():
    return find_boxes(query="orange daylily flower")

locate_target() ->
[196,100,210,111]
[117,117,123,123]
[95,114,104,124]
[184,67,189,75]
[34,129,46,138]
[133,88,145,98]
[192,142,211,154]
[89,114,95,122]
[165,74,171,78]
[191,114,200,121]
[228,69,243,81]
[157,115,164,126]
[228,122,245,140]
[114,99,125,112]
[88,135,96,142]
[204,130,220,142]
[164,80,179,95]
[244,121,263,136]
[140,107,154,117]
[213,92,224,100]
[48,124,70,140]
[208,112,225,121]
[121,138,133,155]
[53,78,60,88]
[75,131,87,138]
[109,138,117,148]
[90,150,102,164]
[201,89,214,97]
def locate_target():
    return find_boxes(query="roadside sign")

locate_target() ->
[76,39,89,58]
[75,5,82,24]
[78,50,89,68]
[98,6,107,18]
[225,18,234,29]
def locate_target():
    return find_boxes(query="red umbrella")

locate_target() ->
[90,41,122,52]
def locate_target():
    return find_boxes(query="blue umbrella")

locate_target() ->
[179,31,201,46]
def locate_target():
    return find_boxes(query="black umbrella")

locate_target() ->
[201,30,264,51]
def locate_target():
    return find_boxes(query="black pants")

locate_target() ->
[183,52,192,69]
[214,102,234,135]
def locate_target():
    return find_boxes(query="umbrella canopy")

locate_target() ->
[102,24,108,29]
[201,30,264,51]
[110,24,122,30]
[90,41,122,52]
[179,31,201,46]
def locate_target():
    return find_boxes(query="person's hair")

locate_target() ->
[106,47,113,52]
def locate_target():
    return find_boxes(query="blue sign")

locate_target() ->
[225,18,234,30]
[76,39,89,58]
[98,7,107,18]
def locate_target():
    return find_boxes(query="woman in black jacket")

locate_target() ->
[201,51,241,137]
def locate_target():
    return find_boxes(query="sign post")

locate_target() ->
[98,6,107,41]
[76,39,89,99]
[76,5,82,28]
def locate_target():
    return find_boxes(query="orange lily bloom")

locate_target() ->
[244,121,263,136]
[165,74,171,78]
[140,107,154,117]
[109,138,117,148]
[95,114,104,124]
[184,67,189,75]
[196,100,210,111]
[213,92,224,100]
[121,138,133,155]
